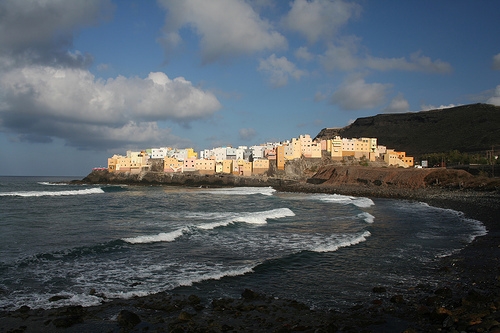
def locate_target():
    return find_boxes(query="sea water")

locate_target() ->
[0,176,487,311]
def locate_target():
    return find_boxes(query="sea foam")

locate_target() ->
[0,188,104,197]
[200,186,276,196]
[310,193,375,208]
[123,228,187,244]
[357,212,375,223]
[123,208,296,243]
[312,230,371,253]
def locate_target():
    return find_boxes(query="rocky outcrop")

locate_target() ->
[78,169,298,188]
[307,165,483,189]
[78,166,500,193]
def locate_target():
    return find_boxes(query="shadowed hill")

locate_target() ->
[315,103,500,157]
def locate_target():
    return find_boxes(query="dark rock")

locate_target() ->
[434,286,453,298]
[18,305,31,313]
[178,306,197,321]
[49,295,70,302]
[117,309,141,328]
[372,286,387,293]
[390,294,405,304]
[241,288,260,300]
[188,294,201,305]
[52,315,83,328]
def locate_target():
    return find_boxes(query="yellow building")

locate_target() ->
[233,159,252,176]
[299,134,313,158]
[222,160,233,174]
[395,151,414,167]
[276,145,285,170]
[107,155,119,172]
[252,159,269,175]
[310,142,322,158]
[164,157,183,173]
[195,159,215,175]
[384,149,414,168]
[284,138,301,160]
[186,148,198,159]
[330,136,343,159]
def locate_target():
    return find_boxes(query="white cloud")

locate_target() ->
[157,0,287,64]
[384,94,410,113]
[0,66,221,148]
[420,104,458,111]
[320,40,452,74]
[487,85,500,106]
[319,39,359,71]
[493,53,500,70]
[258,54,306,88]
[0,0,113,68]
[314,91,327,102]
[366,52,452,73]
[239,128,257,141]
[331,77,391,110]
[295,47,314,62]
[282,0,360,43]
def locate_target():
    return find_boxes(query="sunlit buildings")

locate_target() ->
[106,133,415,174]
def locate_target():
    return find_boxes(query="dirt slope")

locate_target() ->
[308,166,498,190]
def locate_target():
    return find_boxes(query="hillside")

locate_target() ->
[315,103,500,157]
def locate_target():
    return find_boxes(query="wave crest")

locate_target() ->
[0,188,104,197]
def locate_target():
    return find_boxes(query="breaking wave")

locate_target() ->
[0,188,104,197]
[309,193,375,208]
[123,208,296,244]
[200,186,276,196]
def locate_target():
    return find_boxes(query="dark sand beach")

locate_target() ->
[1,185,499,333]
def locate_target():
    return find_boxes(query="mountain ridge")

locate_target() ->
[314,103,500,157]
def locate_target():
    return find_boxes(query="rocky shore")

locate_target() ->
[2,168,500,332]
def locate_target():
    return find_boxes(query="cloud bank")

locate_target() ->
[0,67,220,149]
[258,54,306,87]
[0,0,222,150]
[282,0,361,43]
[331,77,391,110]
[157,0,286,64]
[493,53,500,70]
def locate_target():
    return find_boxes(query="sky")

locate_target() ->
[0,0,499,176]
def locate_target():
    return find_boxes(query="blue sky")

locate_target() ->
[0,0,499,176]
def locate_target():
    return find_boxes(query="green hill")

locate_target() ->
[315,103,500,157]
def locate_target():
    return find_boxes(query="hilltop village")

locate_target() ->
[105,134,414,176]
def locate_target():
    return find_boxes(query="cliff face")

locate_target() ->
[315,103,500,157]
[307,165,500,191]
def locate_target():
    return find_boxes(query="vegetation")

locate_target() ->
[419,150,495,167]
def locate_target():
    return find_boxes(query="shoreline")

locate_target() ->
[1,183,499,332]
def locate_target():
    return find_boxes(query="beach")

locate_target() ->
[1,182,499,333]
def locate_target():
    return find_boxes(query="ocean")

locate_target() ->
[0,176,487,312]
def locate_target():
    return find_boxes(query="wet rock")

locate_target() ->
[49,295,71,302]
[212,298,233,311]
[178,306,197,321]
[434,286,453,298]
[372,286,387,293]
[117,309,141,328]
[18,305,31,313]
[52,315,83,328]
[188,294,201,305]
[432,306,452,321]
[390,294,405,304]
[241,288,261,300]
